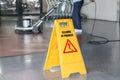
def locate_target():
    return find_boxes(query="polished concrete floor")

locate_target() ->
[0,17,120,80]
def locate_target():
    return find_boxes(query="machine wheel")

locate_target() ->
[32,25,43,33]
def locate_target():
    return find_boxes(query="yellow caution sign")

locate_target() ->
[44,19,87,78]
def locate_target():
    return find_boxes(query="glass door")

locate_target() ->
[0,0,17,16]
[0,0,43,16]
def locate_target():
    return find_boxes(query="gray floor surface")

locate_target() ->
[0,18,120,80]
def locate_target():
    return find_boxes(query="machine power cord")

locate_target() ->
[88,2,120,44]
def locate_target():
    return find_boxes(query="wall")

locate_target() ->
[118,0,120,21]
[82,0,118,21]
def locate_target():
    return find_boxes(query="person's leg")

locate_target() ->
[72,1,84,29]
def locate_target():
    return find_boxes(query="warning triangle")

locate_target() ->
[63,39,77,53]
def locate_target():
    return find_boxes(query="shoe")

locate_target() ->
[75,29,83,34]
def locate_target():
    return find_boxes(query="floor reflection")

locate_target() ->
[44,70,87,80]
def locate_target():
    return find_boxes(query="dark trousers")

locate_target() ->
[72,1,84,29]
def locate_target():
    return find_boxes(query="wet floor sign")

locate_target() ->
[43,19,87,78]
